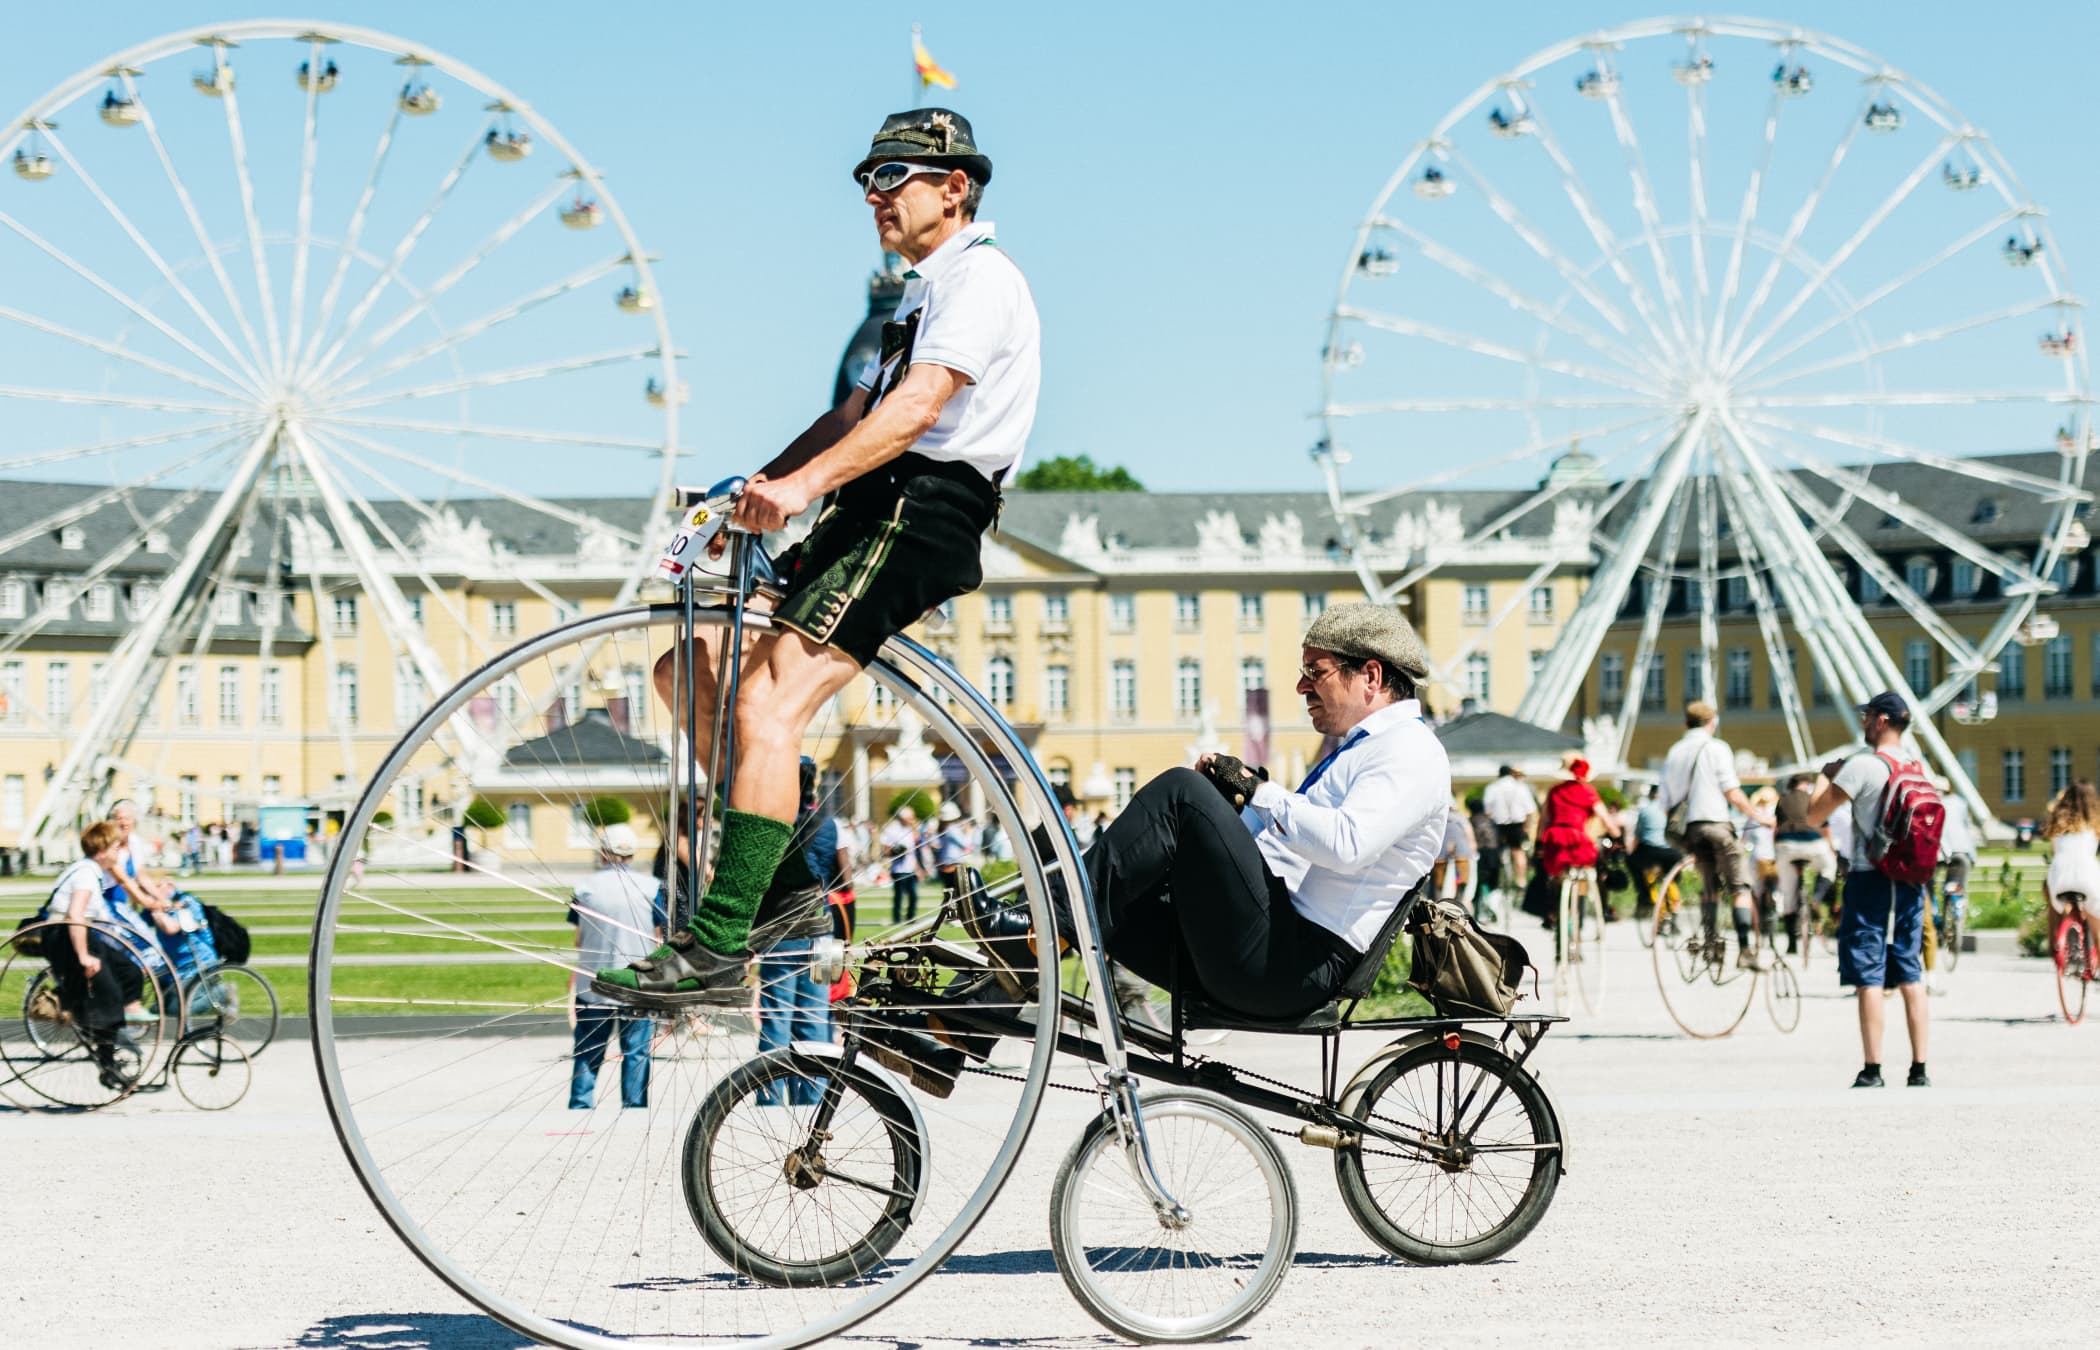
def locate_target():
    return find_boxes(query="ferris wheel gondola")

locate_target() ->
[1317,17,2089,825]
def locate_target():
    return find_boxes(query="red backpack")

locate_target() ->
[1867,751,1944,884]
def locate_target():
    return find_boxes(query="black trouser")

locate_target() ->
[1077,768,1358,1020]
[891,873,918,921]
[43,929,144,1038]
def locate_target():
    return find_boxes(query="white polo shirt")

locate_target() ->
[1243,699,1450,951]
[1663,728,1740,825]
[857,220,1040,482]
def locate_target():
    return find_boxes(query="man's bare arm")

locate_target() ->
[757,387,869,481]
[1805,782,1849,828]
[735,364,970,532]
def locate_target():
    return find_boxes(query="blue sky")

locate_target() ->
[3,1,2095,494]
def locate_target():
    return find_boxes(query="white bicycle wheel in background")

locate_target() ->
[310,604,1064,1350]
[1318,18,2087,822]
[0,21,676,856]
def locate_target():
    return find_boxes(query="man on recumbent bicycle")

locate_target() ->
[909,604,1452,1091]
[591,107,1040,1008]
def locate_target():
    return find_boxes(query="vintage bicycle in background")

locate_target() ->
[308,478,1571,1348]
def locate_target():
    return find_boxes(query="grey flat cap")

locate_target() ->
[1302,602,1430,682]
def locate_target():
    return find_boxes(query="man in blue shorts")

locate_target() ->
[1807,691,1930,1088]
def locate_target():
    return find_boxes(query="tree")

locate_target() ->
[886,789,939,822]
[462,797,506,831]
[582,796,632,828]
[1012,454,1145,493]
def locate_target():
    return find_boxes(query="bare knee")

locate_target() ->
[653,632,723,705]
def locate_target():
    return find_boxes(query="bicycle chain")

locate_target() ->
[962,1056,1325,1141]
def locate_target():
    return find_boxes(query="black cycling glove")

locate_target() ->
[1201,754,1266,808]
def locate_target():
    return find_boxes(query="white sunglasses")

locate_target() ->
[858,161,951,193]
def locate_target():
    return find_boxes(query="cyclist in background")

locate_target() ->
[1629,783,1681,924]
[1482,764,1538,900]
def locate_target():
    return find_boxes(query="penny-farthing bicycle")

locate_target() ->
[1649,854,1801,1038]
[312,479,1567,1347]
[310,479,1303,1347]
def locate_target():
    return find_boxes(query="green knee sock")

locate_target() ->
[690,808,795,955]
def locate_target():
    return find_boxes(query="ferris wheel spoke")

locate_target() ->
[1327,393,1660,416]
[37,128,264,394]
[1336,305,1663,396]
[1708,465,1816,762]
[1685,77,1712,347]
[1741,295,2065,393]
[0,304,248,401]
[283,425,468,756]
[0,209,260,397]
[1705,85,1787,366]
[1691,471,1720,708]
[1608,483,1692,769]
[305,436,510,706]
[313,179,573,391]
[312,433,510,661]
[320,343,659,413]
[323,255,628,399]
[284,35,329,378]
[1521,411,1709,725]
[1742,412,2089,501]
[1366,218,1666,381]
[0,419,240,474]
[1441,145,1641,339]
[1711,419,1878,725]
[303,122,494,382]
[323,425,645,544]
[1340,412,1666,511]
[116,72,275,381]
[1726,136,1956,375]
[1743,420,2048,590]
[0,434,246,558]
[326,412,669,453]
[1596,84,1695,354]
[1733,207,2022,384]
[0,382,243,414]
[1740,388,2088,409]
[1386,420,1678,594]
[300,103,405,374]
[1518,107,1684,358]
[1712,94,1874,371]
[217,82,286,376]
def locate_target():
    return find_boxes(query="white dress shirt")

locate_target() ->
[1243,698,1450,951]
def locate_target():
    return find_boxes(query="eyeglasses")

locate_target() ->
[857,161,950,194]
[1298,661,1357,683]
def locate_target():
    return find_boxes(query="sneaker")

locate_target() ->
[748,883,834,949]
[1852,1067,1884,1088]
[1906,1065,1931,1088]
[592,929,750,1008]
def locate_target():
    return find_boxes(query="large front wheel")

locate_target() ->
[310,604,1067,1349]
[1651,858,1756,1039]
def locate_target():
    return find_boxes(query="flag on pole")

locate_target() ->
[913,25,958,90]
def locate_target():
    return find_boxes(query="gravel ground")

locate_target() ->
[7,924,2090,1350]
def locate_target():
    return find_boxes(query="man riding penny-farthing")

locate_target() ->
[313,108,1566,1350]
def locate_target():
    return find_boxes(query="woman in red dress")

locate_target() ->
[1535,756,1622,880]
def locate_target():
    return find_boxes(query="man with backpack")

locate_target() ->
[1807,691,1943,1088]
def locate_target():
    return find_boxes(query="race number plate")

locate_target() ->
[657,502,721,581]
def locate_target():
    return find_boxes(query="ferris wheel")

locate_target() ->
[0,21,677,853]
[1316,16,2089,815]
